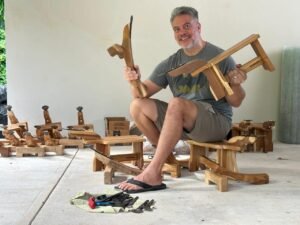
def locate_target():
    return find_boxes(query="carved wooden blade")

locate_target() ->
[107,16,147,98]
[122,22,134,68]
[168,59,207,77]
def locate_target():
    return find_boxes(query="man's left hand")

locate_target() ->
[228,65,247,86]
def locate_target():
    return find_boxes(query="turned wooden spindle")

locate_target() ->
[6,105,19,124]
[42,105,52,124]
[76,106,84,125]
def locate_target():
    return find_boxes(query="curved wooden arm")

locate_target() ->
[107,16,147,98]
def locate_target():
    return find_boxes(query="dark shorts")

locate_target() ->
[153,99,231,142]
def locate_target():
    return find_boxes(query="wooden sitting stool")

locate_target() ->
[168,34,275,101]
[66,106,94,131]
[34,105,63,143]
[159,154,188,178]
[187,136,269,192]
[232,120,275,152]
[6,105,29,138]
[84,135,145,184]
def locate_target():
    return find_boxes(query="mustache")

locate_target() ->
[179,34,191,40]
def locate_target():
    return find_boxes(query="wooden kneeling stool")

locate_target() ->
[160,154,189,178]
[84,135,144,184]
[187,136,269,192]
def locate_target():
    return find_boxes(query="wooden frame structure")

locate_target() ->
[168,34,275,100]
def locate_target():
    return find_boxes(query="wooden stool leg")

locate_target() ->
[104,165,114,184]
[133,141,144,169]
[205,170,228,192]
[188,144,206,171]
[163,154,181,177]
[254,129,264,152]
[93,156,103,171]
[264,130,273,152]
[93,143,110,171]
[0,147,10,157]
[162,163,181,178]
[217,149,238,172]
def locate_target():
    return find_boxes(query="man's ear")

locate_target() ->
[198,22,201,30]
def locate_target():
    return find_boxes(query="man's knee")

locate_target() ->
[130,98,158,120]
[130,98,143,116]
[167,97,187,113]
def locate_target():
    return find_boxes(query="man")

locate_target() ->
[117,6,247,193]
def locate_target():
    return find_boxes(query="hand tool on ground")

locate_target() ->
[88,192,138,209]
[129,199,156,213]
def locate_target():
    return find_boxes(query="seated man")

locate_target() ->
[117,6,247,193]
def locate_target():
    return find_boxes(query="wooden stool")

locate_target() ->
[169,34,275,101]
[232,120,275,152]
[66,106,94,131]
[144,151,189,178]
[84,135,144,184]
[90,149,142,184]
[6,105,29,138]
[162,154,184,178]
[187,136,269,192]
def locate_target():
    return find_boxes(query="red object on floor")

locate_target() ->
[88,197,96,209]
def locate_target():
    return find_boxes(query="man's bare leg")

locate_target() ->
[119,97,199,191]
[129,98,160,145]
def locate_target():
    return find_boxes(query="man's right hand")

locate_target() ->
[124,65,141,82]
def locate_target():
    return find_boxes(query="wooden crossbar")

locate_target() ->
[191,34,274,76]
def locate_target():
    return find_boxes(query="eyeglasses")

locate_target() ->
[173,22,195,33]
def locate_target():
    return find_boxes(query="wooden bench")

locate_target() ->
[187,136,269,192]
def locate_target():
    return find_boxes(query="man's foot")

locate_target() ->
[116,171,163,193]
[115,178,166,193]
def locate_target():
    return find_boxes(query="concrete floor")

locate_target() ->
[1,142,300,225]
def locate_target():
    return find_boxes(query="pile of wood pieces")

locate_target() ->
[0,105,100,157]
[231,120,275,152]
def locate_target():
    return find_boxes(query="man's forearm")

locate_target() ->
[225,84,245,107]
[130,81,148,98]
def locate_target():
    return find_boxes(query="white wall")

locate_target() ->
[5,0,300,138]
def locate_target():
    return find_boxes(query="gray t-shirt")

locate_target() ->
[149,42,236,121]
